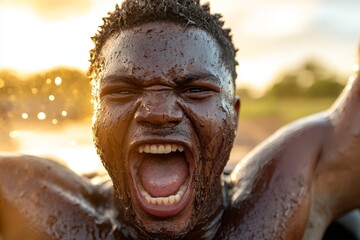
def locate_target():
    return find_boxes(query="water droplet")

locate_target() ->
[49,95,55,101]
[31,88,38,94]
[21,113,28,119]
[37,112,46,120]
[55,77,62,86]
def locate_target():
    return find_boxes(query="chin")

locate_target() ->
[136,217,193,239]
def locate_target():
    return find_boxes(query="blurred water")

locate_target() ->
[1,121,105,174]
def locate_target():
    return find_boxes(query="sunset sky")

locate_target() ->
[0,0,359,93]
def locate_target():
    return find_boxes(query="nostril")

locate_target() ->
[134,103,184,126]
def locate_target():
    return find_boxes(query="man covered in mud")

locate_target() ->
[0,0,360,239]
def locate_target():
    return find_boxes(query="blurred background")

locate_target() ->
[0,0,359,174]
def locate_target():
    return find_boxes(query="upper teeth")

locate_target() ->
[138,144,185,154]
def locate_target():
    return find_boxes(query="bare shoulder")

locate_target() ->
[217,113,332,239]
[219,59,360,239]
[306,67,360,232]
[0,154,97,202]
[228,111,332,199]
[1,154,86,185]
[0,154,119,239]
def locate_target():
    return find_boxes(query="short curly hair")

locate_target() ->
[89,0,237,82]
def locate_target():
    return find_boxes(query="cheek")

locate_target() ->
[98,100,135,127]
[180,98,236,210]
[191,99,234,138]
[180,98,236,166]
[93,101,137,201]
[93,100,137,158]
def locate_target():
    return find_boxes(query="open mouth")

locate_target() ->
[129,143,194,218]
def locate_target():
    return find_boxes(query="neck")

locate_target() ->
[185,177,229,240]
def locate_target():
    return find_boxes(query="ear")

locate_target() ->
[233,96,241,133]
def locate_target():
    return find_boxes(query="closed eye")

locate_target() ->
[111,89,137,95]
[184,87,210,93]
[99,75,142,100]
[109,88,140,98]
[180,85,217,100]
[176,74,221,100]
[100,86,140,102]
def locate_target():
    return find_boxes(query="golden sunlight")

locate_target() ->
[0,0,359,174]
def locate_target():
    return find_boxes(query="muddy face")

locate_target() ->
[92,22,239,238]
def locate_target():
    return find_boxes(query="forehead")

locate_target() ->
[99,22,229,81]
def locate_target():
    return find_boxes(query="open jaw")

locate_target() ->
[129,143,194,218]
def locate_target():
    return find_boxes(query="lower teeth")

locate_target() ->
[138,182,187,206]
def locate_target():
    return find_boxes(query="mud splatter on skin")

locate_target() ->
[92,22,239,239]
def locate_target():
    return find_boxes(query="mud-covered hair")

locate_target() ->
[89,0,237,82]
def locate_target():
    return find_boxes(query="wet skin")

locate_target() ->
[0,22,360,239]
[92,22,239,238]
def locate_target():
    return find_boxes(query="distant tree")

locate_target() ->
[266,60,344,98]
[305,79,343,98]
[268,74,302,98]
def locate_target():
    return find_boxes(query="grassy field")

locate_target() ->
[240,96,336,123]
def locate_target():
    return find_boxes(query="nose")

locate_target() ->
[134,91,184,127]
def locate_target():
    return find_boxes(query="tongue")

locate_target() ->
[139,153,188,197]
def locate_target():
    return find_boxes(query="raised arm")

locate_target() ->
[314,48,360,217]
[217,48,360,239]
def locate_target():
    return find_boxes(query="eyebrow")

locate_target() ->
[101,73,220,88]
[173,73,220,86]
[101,75,143,86]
